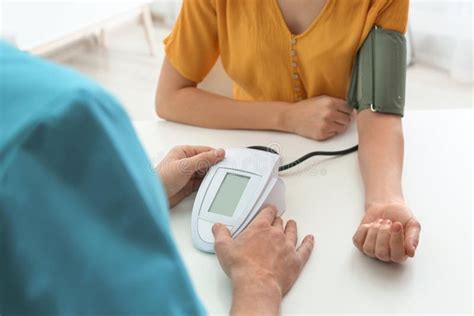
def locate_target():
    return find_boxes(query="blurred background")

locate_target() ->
[1,0,472,120]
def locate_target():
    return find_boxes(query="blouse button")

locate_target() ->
[290,50,297,57]
[290,38,296,45]
[292,73,299,80]
[291,62,297,68]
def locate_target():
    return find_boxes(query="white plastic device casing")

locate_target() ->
[191,148,285,253]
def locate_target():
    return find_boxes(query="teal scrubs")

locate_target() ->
[0,42,205,315]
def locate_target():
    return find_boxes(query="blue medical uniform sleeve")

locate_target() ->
[0,42,206,315]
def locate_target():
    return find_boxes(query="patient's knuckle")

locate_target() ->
[362,243,373,254]
[322,109,332,119]
[314,133,325,141]
[323,96,333,106]
[318,95,329,104]
[392,255,407,263]
[352,235,361,247]
[376,249,390,261]
[320,125,330,133]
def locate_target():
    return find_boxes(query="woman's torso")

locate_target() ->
[165,0,408,103]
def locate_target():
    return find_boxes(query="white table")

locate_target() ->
[133,109,472,314]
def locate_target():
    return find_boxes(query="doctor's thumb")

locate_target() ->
[212,223,232,243]
[186,148,225,173]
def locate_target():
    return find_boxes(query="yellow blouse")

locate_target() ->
[164,0,408,103]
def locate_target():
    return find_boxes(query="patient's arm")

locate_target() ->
[352,110,421,263]
[156,58,289,130]
[155,58,352,141]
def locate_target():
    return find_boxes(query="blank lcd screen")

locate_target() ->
[209,173,250,217]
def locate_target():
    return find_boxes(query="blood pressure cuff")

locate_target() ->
[0,42,205,315]
[347,27,407,116]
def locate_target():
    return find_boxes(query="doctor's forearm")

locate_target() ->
[230,273,282,316]
[357,110,405,208]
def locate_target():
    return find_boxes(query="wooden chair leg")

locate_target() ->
[98,28,107,48]
[141,5,159,57]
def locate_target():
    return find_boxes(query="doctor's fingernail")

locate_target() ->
[214,148,225,157]
[212,223,221,233]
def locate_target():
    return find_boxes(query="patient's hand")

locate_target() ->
[284,95,354,141]
[352,202,421,263]
[156,146,225,207]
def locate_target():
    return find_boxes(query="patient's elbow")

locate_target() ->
[155,95,173,120]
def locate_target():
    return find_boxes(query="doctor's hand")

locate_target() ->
[213,207,314,315]
[284,95,354,141]
[156,146,225,207]
[352,202,421,263]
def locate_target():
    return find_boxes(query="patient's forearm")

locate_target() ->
[357,110,404,207]
[157,86,291,131]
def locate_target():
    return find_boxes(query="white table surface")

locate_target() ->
[133,109,472,315]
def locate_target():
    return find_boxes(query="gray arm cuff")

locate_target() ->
[347,27,407,117]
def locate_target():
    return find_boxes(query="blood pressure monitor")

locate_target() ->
[191,148,285,253]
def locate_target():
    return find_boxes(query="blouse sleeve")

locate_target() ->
[163,0,219,83]
[375,0,409,33]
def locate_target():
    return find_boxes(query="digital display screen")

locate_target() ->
[209,173,250,217]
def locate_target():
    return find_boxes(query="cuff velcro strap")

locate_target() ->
[347,27,407,116]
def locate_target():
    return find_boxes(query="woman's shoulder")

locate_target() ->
[345,0,408,33]
[372,0,409,33]
[338,0,408,15]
